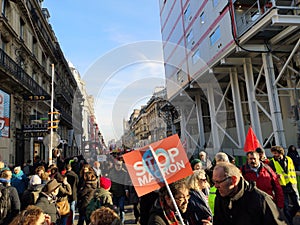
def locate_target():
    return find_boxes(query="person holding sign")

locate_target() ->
[147,179,190,225]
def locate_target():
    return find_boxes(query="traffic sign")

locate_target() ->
[43,132,61,148]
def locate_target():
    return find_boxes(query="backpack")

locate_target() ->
[86,196,102,220]
[0,185,11,223]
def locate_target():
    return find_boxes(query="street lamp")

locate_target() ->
[82,135,86,154]
[98,131,102,154]
[93,123,97,155]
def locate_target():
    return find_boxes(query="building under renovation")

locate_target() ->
[159,0,300,158]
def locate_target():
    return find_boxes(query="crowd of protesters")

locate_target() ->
[0,143,298,225]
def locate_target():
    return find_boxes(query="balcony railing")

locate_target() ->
[0,48,48,96]
[235,0,300,37]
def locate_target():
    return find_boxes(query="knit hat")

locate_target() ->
[100,177,111,190]
[30,175,42,186]
[191,159,201,168]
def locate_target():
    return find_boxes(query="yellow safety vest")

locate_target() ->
[270,156,297,186]
[208,186,217,215]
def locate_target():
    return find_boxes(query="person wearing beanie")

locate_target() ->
[98,177,113,205]
[21,175,44,210]
[100,177,112,190]
[86,177,113,223]
[191,159,202,170]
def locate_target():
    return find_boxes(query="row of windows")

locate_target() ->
[184,1,221,64]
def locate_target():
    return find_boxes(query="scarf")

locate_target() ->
[228,180,245,209]
[160,199,180,225]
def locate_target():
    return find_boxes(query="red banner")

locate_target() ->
[123,134,193,197]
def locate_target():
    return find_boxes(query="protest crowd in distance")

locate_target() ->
[0,134,299,225]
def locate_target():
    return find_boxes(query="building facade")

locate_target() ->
[122,87,176,148]
[159,0,300,158]
[0,0,82,165]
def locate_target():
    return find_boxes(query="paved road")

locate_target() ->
[74,204,138,225]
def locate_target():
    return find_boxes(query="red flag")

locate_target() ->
[244,126,262,152]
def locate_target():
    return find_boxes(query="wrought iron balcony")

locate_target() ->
[0,48,48,96]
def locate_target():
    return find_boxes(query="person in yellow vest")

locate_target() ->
[269,146,300,225]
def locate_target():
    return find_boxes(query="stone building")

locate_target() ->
[0,0,82,165]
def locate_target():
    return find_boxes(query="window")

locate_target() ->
[1,0,7,16]
[192,49,201,64]
[200,12,205,24]
[32,36,38,57]
[213,0,219,7]
[20,18,25,40]
[184,4,192,22]
[42,53,46,68]
[177,69,184,82]
[210,26,221,46]
[186,29,194,43]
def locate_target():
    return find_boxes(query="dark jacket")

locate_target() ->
[213,179,287,225]
[35,192,58,223]
[287,149,300,171]
[108,167,129,198]
[77,177,97,214]
[185,189,212,225]
[148,199,172,225]
[0,182,20,225]
[148,199,189,225]
[21,184,44,210]
[94,187,113,206]
[65,170,79,202]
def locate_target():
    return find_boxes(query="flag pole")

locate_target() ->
[149,145,186,225]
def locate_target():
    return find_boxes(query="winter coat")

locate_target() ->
[108,168,129,198]
[147,199,173,225]
[185,189,212,225]
[213,179,287,225]
[148,199,189,225]
[65,170,79,202]
[241,163,284,208]
[94,187,113,206]
[11,170,28,196]
[35,192,58,223]
[57,182,72,203]
[77,177,97,214]
[287,150,300,171]
[21,184,44,210]
[0,181,20,225]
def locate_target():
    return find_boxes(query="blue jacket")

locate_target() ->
[11,170,28,195]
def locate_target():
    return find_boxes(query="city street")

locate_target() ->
[74,204,138,225]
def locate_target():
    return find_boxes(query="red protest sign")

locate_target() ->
[123,134,193,197]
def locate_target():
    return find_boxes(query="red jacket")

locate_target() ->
[241,163,284,208]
